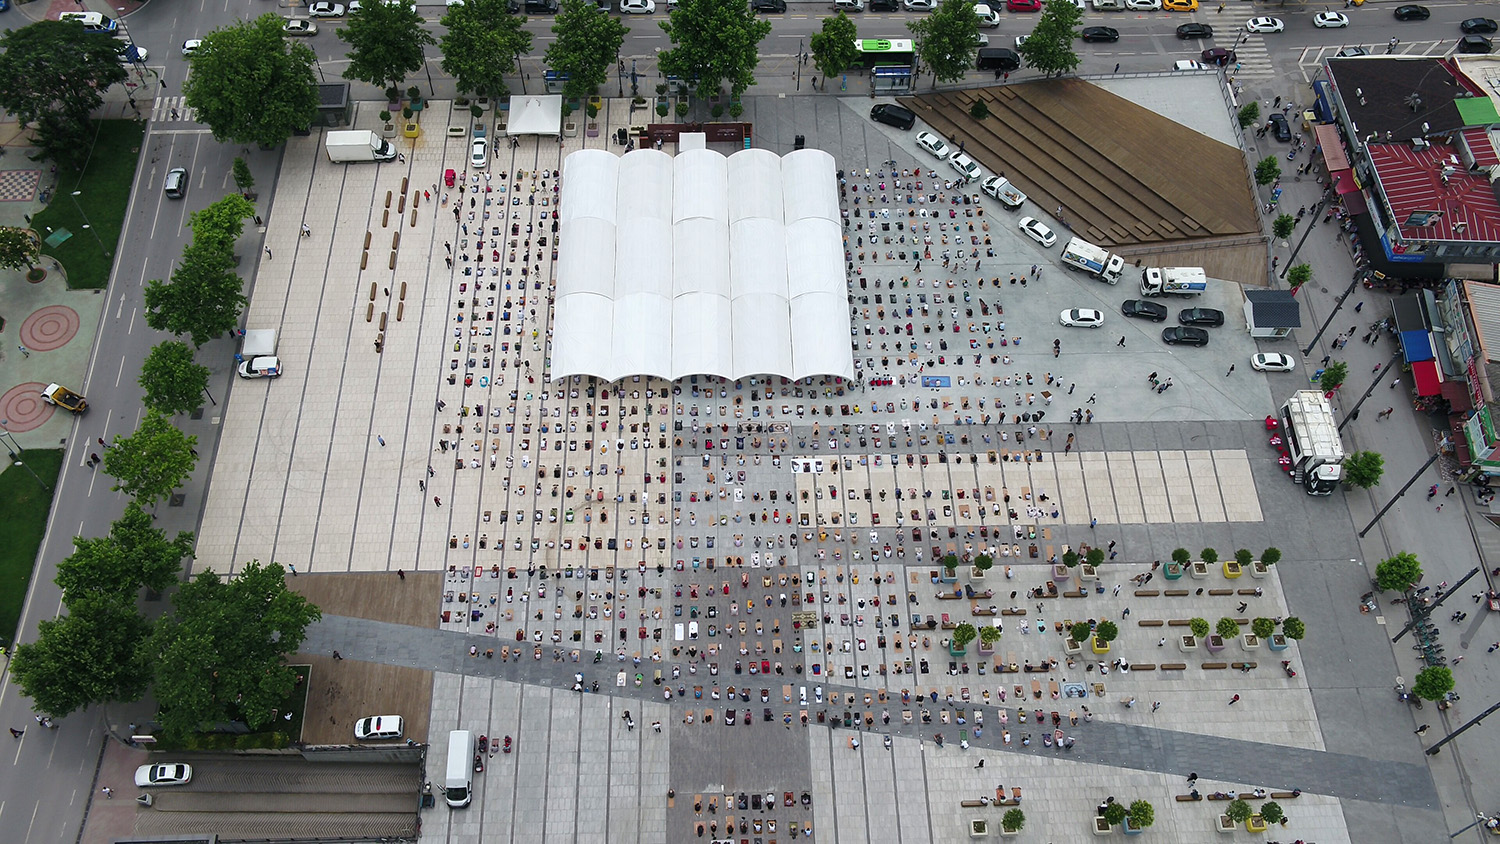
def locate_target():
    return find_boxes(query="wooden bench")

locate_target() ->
[1237,588,1261,596]
[1160,663,1187,670]
[1208,588,1234,596]
[1175,794,1203,802]
[936,592,964,600]
[1207,793,1234,802]
[1231,661,1258,670]
[1163,589,1190,597]
[1270,791,1300,800]
[1001,607,1027,616]
[961,799,989,808]
[1134,590,1161,597]
[1063,589,1087,598]
[998,661,1020,673]
[1138,619,1164,627]
[1167,619,1192,626]
[1130,663,1156,671]
[1202,662,1228,670]
[972,605,998,616]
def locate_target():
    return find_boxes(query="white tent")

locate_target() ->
[553,146,851,383]
[505,95,563,136]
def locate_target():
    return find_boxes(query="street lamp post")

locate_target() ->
[69,191,110,258]
[1358,451,1441,538]
[0,421,52,493]
[1302,272,1362,356]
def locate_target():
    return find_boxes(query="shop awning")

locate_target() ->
[1331,169,1360,195]
[1413,359,1442,396]
[1442,377,1475,412]
[1316,123,1349,170]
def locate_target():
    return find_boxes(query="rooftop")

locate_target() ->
[1367,139,1500,243]
[1244,289,1301,329]
[1325,57,1491,143]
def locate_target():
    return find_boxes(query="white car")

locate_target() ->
[948,152,981,180]
[283,19,319,35]
[1060,308,1104,328]
[1125,0,1160,9]
[354,715,405,740]
[915,131,950,159]
[1312,11,1347,28]
[1014,34,1027,48]
[471,139,488,168]
[308,2,346,16]
[181,39,203,57]
[1018,216,1056,247]
[620,0,655,12]
[1252,352,1296,372]
[120,44,148,63]
[1245,17,1284,33]
[1173,59,1205,70]
[902,0,936,9]
[135,763,193,787]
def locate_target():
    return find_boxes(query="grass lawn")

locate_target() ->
[0,449,62,648]
[30,119,147,291]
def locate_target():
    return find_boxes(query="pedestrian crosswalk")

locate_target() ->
[1297,40,1449,75]
[151,95,197,125]
[1204,6,1276,79]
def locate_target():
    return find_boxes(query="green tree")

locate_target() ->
[1127,800,1155,830]
[0,21,127,168]
[1272,213,1295,239]
[140,341,212,416]
[978,625,1002,648]
[1062,549,1079,567]
[1093,619,1119,644]
[908,0,980,87]
[658,0,773,99]
[1237,101,1260,127]
[1261,548,1282,566]
[340,0,437,93]
[1201,547,1218,565]
[1225,798,1252,824]
[189,193,256,252]
[144,195,254,347]
[56,501,193,601]
[1189,617,1210,639]
[943,552,959,574]
[1251,617,1276,639]
[0,226,39,272]
[1287,263,1312,292]
[1002,808,1025,833]
[183,15,320,149]
[1235,548,1254,567]
[9,593,152,717]
[232,157,255,195]
[101,411,198,507]
[1085,547,1105,567]
[148,561,322,738]
[1374,551,1422,592]
[1281,616,1305,640]
[1255,155,1281,186]
[445,0,536,100]
[1069,621,1092,644]
[809,12,858,83]
[1102,802,1127,826]
[1017,0,1082,77]
[951,621,977,651]
[1216,617,1240,640]
[1343,450,1384,489]
[1411,665,1454,701]
[1319,360,1347,392]
[1171,547,1191,566]
[1259,801,1283,825]
[973,552,993,574]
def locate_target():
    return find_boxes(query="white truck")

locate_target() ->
[1140,266,1207,297]
[237,329,281,379]
[1060,237,1125,284]
[1279,390,1345,495]
[980,175,1026,209]
[974,3,1001,27]
[325,130,398,163]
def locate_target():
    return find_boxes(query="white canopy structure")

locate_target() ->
[552,146,851,383]
[505,95,562,136]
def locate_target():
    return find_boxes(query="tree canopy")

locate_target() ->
[56,501,193,602]
[809,12,858,83]
[102,411,198,506]
[1411,665,1454,702]
[1343,449,1384,489]
[148,561,322,738]
[1017,0,1082,77]
[908,0,981,87]
[140,340,212,416]
[443,0,535,100]
[144,195,254,347]
[182,15,320,149]
[658,0,772,99]
[544,0,629,101]
[340,0,437,93]
[0,20,127,167]
[10,593,153,717]
[0,226,39,271]
[1374,551,1422,592]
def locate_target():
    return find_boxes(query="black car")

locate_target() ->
[1177,307,1225,327]
[1201,47,1236,66]
[1121,299,1168,322]
[1176,22,1213,39]
[1459,35,1494,54]
[869,103,915,130]
[1393,4,1429,21]
[869,0,898,9]
[751,0,787,10]
[1462,17,1498,34]
[1081,26,1119,43]
[1267,112,1291,142]
[1162,326,1210,347]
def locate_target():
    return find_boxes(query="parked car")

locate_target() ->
[1393,4,1429,21]
[163,167,187,199]
[1336,46,1368,56]
[903,0,936,9]
[135,764,193,787]
[948,152,981,180]
[1173,59,1205,71]
[1018,216,1055,247]
[1162,0,1196,10]
[1177,307,1224,327]
[1201,47,1235,65]
[832,0,864,10]
[751,0,787,10]
[354,715,405,740]
[1251,352,1296,372]
[471,139,488,168]
[869,103,914,129]
[283,19,318,35]
[40,383,87,412]
[1312,11,1348,28]
[1267,112,1291,141]
[1125,0,1159,9]
[619,0,655,12]
[1176,22,1212,39]
[1161,326,1210,346]
[1080,26,1118,42]
[1120,299,1168,322]
[1060,308,1104,328]
[308,2,346,16]
[915,131,951,159]
[1006,0,1041,10]
[1459,35,1494,54]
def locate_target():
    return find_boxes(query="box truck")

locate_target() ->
[1060,237,1125,284]
[325,130,398,163]
[1279,390,1345,495]
[1140,266,1207,297]
[237,329,281,379]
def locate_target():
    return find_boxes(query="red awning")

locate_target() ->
[1412,359,1442,396]
[1331,169,1360,195]
[1441,378,1474,412]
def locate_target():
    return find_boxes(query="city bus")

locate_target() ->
[853,38,916,70]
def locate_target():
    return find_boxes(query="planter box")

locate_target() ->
[1052,564,1071,582]
[941,570,958,584]
[1247,815,1268,833]
[1205,634,1226,654]
[1123,818,1144,836]
[380,123,398,138]
[1090,636,1111,655]
[1000,826,1019,837]
[1164,563,1184,580]
[978,642,995,656]
[1217,814,1236,833]
[1080,564,1099,582]
[970,819,989,838]
[1268,634,1289,652]
[1250,561,1269,579]
[1178,634,1198,652]
[1092,817,1113,836]
[1223,561,1243,579]
[1064,638,1083,656]
[586,123,600,138]
[563,121,578,137]
[971,566,987,580]
[1241,634,1260,651]
[1191,562,1210,579]
[949,641,968,657]
[402,122,420,138]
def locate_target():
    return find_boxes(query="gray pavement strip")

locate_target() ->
[305,612,1437,810]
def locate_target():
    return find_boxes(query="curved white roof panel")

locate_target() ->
[553,145,851,383]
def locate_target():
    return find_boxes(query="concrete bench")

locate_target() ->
[1001,608,1027,616]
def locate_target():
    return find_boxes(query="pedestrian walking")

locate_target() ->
[287,564,296,576]
[8,728,22,738]
[1159,637,1166,647]
[975,759,985,769]
[1354,301,1364,312]
[332,650,343,660]
[1392,377,1401,389]
[1488,642,1499,653]
[1117,336,1126,347]
[1228,694,1240,705]
[378,435,386,446]
[1414,724,1430,735]
[1151,701,1161,712]
[1447,486,1457,497]
[301,223,311,238]
[1113,63,1120,73]
[434,496,442,507]
[1379,407,1394,420]
[397,569,406,580]
[89,452,100,466]
[1187,772,1198,785]
[1237,602,1248,613]
[1086,393,1097,404]
[427,465,435,477]
[264,246,272,260]
[101,786,113,799]
[1452,654,1464,664]
[16,344,29,358]
[1226,364,1235,376]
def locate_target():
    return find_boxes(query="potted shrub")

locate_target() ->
[585,102,600,137]
[728,101,744,119]
[1225,798,1252,828]
[379,110,396,137]
[978,624,1001,655]
[384,85,400,108]
[1102,801,1127,831]
[1216,812,1237,833]
[1123,800,1154,835]
[1092,620,1119,655]
[942,553,959,583]
[1273,616,1305,652]
[657,103,670,118]
[1001,809,1025,837]
[1083,547,1105,579]
[1252,617,1276,650]
[951,622,977,656]
[675,100,690,119]
[1067,621,1091,655]
[1056,550,1077,582]
[1241,630,1261,651]
[1211,617,1239,653]
[563,102,578,137]
[1246,813,1268,833]
[969,818,989,838]
[1259,801,1283,827]
[973,552,993,580]
[1184,617,1210,652]
[1092,814,1113,835]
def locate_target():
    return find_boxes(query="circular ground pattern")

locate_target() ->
[19,305,80,352]
[0,382,55,432]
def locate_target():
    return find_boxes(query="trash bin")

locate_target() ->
[794,135,806,150]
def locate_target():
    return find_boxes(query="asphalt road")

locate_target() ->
[0,1,1491,843]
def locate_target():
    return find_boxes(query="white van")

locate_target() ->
[445,730,475,807]
[973,3,1001,27]
[60,12,118,32]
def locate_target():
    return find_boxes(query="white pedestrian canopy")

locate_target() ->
[552,146,852,383]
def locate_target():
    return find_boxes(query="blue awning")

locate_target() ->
[1400,330,1434,362]
[1312,80,1334,124]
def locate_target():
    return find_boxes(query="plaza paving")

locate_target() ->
[178,89,1448,842]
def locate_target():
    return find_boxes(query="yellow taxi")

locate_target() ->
[1163,0,1198,10]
